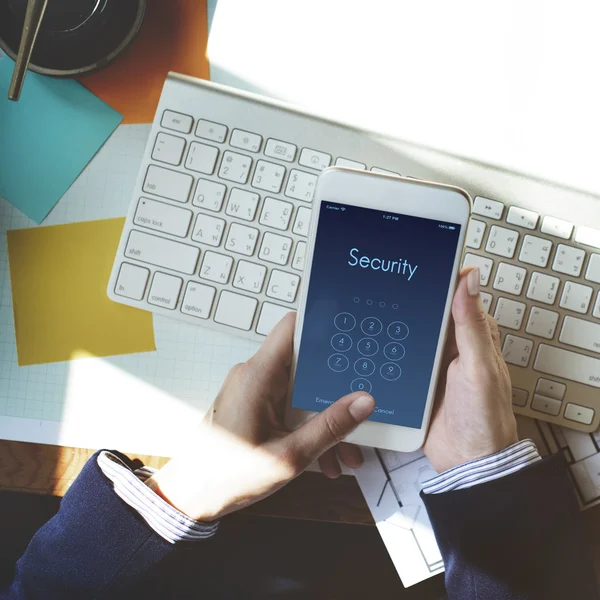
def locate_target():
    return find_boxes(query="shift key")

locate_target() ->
[534,344,600,388]
[125,230,199,274]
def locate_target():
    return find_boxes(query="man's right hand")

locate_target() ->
[424,267,518,473]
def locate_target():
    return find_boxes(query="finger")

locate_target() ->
[486,313,502,355]
[443,314,459,363]
[452,267,494,363]
[281,393,375,470]
[338,442,364,469]
[251,312,296,370]
[318,448,341,479]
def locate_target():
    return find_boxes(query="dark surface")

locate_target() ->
[0,490,447,599]
[0,0,145,75]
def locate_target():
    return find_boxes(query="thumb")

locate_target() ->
[282,393,375,469]
[452,267,493,363]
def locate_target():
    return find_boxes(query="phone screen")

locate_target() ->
[292,200,462,429]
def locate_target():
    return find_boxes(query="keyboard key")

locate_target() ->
[292,206,312,237]
[525,307,559,339]
[181,282,216,319]
[494,297,526,330]
[134,198,192,238]
[465,219,486,249]
[185,142,219,174]
[195,119,227,143]
[181,281,216,319]
[559,281,593,314]
[143,165,193,203]
[125,230,199,274]
[115,263,150,300]
[148,272,183,310]
[473,196,504,219]
[526,272,560,305]
[292,241,306,271]
[371,167,400,176]
[595,294,600,319]
[564,403,595,426]
[230,129,262,152]
[252,160,286,193]
[462,254,494,286]
[575,226,600,249]
[260,197,293,231]
[519,235,552,268]
[191,214,226,247]
[233,260,267,293]
[219,151,252,183]
[506,206,538,230]
[152,133,186,166]
[214,290,258,331]
[552,244,586,276]
[285,169,317,202]
[266,270,300,303]
[559,316,600,354]
[493,263,526,295]
[335,157,366,170]
[585,253,600,283]
[480,291,493,313]
[531,394,562,416]
[256,302,293,336]
[225,223,259,256]
[511,387,528,407]
[485,225,519,258]
[264,139,297,162]
[200,251,234,284]
[541,216,573,239]
[299,148,331,170]
[226,188,259,221]
[161,110,193,134]
[534,344,600,388]
[535,378,566,400]
[502,334,534,367]
[259,232,292,265]
[192,179,226,212]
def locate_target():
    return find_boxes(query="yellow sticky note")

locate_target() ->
[7,218,156,366]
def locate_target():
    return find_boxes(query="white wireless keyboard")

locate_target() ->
[108,73,600,433]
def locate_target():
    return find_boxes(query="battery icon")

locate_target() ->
[448,226,456,230]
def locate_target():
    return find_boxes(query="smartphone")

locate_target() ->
[285,168,471,452]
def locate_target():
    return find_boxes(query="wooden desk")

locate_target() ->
[3,439,600,587]
[0,440,373,525]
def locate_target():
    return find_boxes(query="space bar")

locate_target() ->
[534,345,600,388]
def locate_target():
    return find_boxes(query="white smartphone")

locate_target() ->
[285,168,471,452]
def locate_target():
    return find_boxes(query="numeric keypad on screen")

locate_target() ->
[327,311,409,395]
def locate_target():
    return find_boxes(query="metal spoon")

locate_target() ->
[8,0,49,101]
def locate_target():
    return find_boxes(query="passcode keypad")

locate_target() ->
[328,311,410,394]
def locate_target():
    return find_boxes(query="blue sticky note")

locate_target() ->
[0,58,123,223]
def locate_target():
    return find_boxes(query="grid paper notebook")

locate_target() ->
[0,125,259,456]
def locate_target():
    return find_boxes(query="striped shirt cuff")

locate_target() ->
[422,439,541,495]
[97,451,219,544]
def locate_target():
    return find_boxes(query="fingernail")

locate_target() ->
[348,395,375,421]
[467,268,480,296]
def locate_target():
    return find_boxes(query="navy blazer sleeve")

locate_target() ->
[422,454,599,599]
[1,451,194,600]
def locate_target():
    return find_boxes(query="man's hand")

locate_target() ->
[148,312,375,521]
[424,267,518,473]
